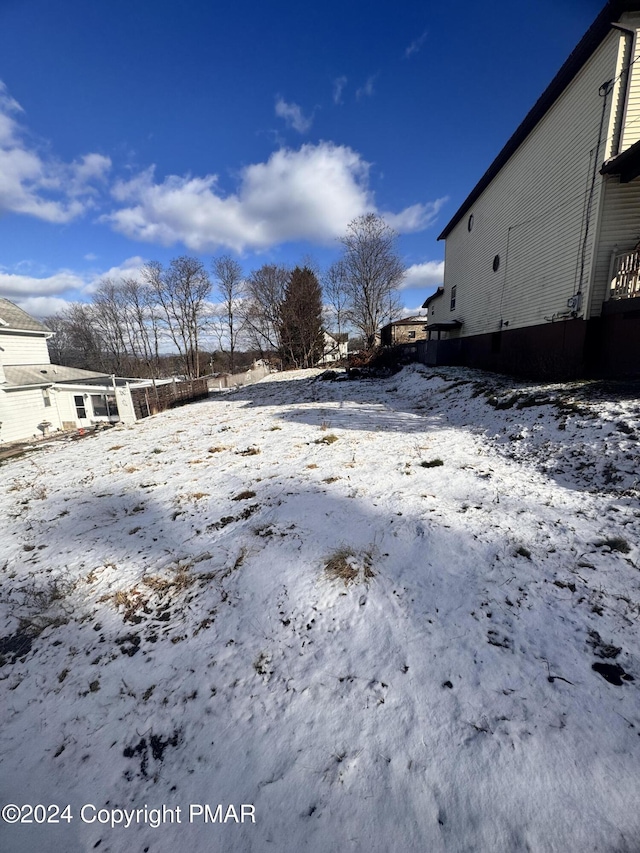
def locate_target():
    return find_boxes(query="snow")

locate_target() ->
[1,364,639,853]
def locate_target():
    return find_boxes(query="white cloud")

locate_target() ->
[0,270,86,297]
[0,80,111,223]
[82,256,147,293]
[333,76,347,105]
[399,260,445,290]
[0,257,147,307]
[105,142,443,253]
[356,75,377,100]
[15,295,80,317]
[405,30,428,58]
[275,98,313,133]
[384,198,448,233]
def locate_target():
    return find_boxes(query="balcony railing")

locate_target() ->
[610,249,640,300]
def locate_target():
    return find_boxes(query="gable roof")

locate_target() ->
[422,286,445,309]
[382,316,427,329]
[0,297,51,334]
[1,364,112,389]
[438,0,640,240]
[323,330,349,343]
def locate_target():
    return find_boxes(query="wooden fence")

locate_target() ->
[130,378,209,420]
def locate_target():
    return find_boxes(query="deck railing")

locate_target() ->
[610,249,640,299]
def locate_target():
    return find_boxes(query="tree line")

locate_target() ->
[45,214,405,379]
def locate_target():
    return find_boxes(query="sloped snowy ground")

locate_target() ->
[1,365,639,853]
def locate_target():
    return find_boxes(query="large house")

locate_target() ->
[424,0,640,378]
[0,298,137,445]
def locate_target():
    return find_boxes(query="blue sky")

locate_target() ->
[0,0,603,320]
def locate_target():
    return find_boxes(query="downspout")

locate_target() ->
[575,77,614,316]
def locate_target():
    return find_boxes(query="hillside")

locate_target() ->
[1,366,639,853]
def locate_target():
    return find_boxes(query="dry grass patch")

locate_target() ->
[595,536,631,554]
[315,434,339,445]
[232,490,256,501]
[324,547,375,586]
[208,446,229,453]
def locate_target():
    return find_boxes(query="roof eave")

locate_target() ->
[601,136,640,181]
[422,286,445,308]
[438,1,639,240]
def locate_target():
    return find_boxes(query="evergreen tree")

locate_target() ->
[279,266,324,368]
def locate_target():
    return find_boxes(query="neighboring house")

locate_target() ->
[424,0,640,377]
[0,298,137,445]
[318,330,349,364]
[380,317,428,347]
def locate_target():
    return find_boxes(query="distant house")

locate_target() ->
[380,317,427,347]
[0,298,137,445]
[318,330,348,365]
[424,0,640,378]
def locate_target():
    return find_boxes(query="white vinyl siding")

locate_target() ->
[0,332,51,365]
[442,31,620,338]
[619,15,640,151]
[0,387,61,444]
[588,174,640,316]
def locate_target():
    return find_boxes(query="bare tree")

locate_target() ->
[323,259,349,339]
[338,213,405,348]
[212,255,245,374]
[120,276,162,378]
[142,256,211,378]
[93,279,131,374]
[241,263,289,360]
[45,303,105,371]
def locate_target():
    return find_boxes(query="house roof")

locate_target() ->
[427,320,464,332]
[422,287,445,309]
[2,364,115,389]
[324,330,349,343]
[438,0,640,240]
[382,316,427,329]
[601,136,640,181]
[0,298,51,334]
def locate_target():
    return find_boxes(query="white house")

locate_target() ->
[0,298,137,445]
[318,331,348,365]
[424,0,640,378]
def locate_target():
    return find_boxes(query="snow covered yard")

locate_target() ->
[1,365,639,853]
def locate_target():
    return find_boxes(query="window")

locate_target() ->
[450,285,457,311]
[408,330,416,340]
[94,394,118,418]
[493,254,500,272]
[74,395,87,419]
[91,394,118,418]
[467,214,474,232]
[42,389,51,408]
